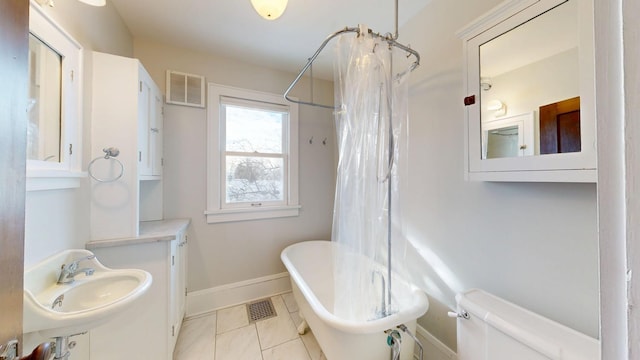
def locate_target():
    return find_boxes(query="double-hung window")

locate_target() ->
[206,84,299,223]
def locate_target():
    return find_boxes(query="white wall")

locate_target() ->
[24,1,133,268]
[133,40,336,291]
[399,0,600,350]
[482,48,580,122]
[23,2,132,357]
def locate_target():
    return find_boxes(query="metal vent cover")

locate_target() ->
[247,298,277,323]
[165,70,205,108]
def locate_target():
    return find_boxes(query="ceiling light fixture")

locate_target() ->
[36,0,105,7]
[78,0,106,6]
[250,0,288,20]
[487,100,507,117]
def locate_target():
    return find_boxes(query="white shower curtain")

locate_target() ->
[332,27,413,322]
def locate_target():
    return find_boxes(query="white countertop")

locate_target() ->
[86,218,191,249]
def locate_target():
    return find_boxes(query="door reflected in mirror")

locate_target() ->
[28,33,62,163]
[479,0,580,159]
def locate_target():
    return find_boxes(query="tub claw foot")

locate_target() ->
[297,319,309,335]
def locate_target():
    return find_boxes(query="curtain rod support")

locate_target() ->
[283,22,420,109]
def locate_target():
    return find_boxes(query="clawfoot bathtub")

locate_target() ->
[281,240,429,360]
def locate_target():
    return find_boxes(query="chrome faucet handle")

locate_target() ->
[67,254,96,270]
[58,255,96,284]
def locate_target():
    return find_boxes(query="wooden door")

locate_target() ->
[539,96,581,154]
[0,0,28,357]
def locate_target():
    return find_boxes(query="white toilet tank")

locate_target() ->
[455,289,600,360]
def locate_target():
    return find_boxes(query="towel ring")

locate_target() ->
[88,147,124,182]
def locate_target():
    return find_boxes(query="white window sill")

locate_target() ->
[204,205,301,224]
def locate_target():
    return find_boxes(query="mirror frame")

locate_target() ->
[458,0,596,182]
[27,0,84,190]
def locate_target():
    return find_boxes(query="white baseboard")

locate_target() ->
[186,272,292,317]
[415,324,457,360]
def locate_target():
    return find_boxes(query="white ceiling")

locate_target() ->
[108,0,432,80]
[480,0,578,78]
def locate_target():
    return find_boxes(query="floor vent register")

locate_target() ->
[247,298,277,323]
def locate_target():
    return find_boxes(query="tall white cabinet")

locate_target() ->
[90,51,164,240]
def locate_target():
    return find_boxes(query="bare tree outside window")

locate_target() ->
[224,105,286,204]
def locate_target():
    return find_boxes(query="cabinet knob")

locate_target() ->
[463,95,476,106]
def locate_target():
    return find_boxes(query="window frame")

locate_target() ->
[205,83,299,223]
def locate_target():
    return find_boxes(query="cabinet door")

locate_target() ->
[168,237,182,352]
[137,72,153,176]
[177,232,187,324]
[139,68,163,179]
[169,232,187,351]
[151,89,163,176]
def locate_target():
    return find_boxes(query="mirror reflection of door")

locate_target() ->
[479,0,580,159]
[540,96,581,154]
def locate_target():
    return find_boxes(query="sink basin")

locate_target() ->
[24,249,152,338]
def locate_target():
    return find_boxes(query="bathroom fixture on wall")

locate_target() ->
[458,0,596,182]
[480,78,492,91]
[250,0,288,20]
[88,147,124,183]
[284,0,420,109]
[486,99,506,116]
[23,249,151,338]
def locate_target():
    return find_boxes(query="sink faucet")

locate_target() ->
[57,255,96,284]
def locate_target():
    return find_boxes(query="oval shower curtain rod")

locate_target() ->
[283,0,420,109]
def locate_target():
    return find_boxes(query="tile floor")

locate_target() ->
[173,292,327,360]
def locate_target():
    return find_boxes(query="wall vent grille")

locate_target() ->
[166,70,205,108]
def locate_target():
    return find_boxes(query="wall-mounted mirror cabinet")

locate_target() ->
[27,1,84,190]
[458,0,596,182]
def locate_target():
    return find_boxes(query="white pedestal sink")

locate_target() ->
[24,249,152,338]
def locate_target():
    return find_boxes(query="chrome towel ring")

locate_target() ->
[88,147,124,182]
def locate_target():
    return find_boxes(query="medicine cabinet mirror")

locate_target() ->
[458,0,596,182]
[27,1,84,190]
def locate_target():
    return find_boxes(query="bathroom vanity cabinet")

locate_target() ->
[86,219,189,360]
[90,51,164,240]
